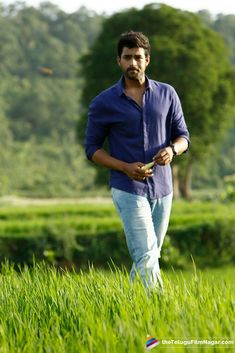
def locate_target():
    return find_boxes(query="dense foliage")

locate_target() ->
[0,2,103,196]
[0,201,234,268]
[197,11,235,190]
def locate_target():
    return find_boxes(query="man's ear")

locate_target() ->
[146,55,150,66]
[117,56,121,66]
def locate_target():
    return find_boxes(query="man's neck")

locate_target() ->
[124,76,146,90]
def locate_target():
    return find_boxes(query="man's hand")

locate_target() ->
[153,147,173,166]
[91,149,156,180]
[123,162,154,181]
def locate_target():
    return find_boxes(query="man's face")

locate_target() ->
[117,47,150,81]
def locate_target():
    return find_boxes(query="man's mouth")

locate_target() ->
[128,68,139,72]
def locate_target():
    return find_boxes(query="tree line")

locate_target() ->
[0,2,235,197]
[0,2,103,196]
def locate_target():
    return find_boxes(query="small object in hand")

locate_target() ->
[141,161,155,171]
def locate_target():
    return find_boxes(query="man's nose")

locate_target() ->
[129,57,138,66]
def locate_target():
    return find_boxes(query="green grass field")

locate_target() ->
[0,200,234,352]
[0,262,234,353]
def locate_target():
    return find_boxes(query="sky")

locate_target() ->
[2,0,235,15]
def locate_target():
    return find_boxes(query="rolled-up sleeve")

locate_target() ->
[170,88,190,146]
[85,98,109,160]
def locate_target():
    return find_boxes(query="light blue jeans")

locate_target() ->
[111,187,173,289]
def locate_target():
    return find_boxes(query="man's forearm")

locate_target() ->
[91,149,127,172]
[91,149,155,181]
[153,137,189,165]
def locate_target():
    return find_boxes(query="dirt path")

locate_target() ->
[0,195,113,206]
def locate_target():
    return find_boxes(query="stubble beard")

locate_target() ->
[125,69,144,82]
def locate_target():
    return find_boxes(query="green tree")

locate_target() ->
[212,14,235,65]
[0,87,13,195]
[78,4,235,198]
[5,77,80,141]
[6,137,95,197]
[0,2,104,78]
[196,11,235,188]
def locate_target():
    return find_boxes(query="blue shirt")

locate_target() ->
[85,76,190,198]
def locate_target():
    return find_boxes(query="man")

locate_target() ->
[85,31,190,290]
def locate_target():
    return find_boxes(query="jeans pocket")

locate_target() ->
[111,188,144,211]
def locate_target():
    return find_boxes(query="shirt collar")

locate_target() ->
[116,75,155,96]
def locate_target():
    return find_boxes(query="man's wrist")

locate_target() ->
[170,143,177,157]
[120,161,129,173]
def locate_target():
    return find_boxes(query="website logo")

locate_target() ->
[146,335,160,350]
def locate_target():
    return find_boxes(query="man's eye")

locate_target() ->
[135,56,144,60]
[123,55,144,60]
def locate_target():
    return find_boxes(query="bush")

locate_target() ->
[170,220,235,267]
[0,202,234,269]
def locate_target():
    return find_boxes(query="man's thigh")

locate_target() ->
[151,192,173,251]
[111,188,159,260]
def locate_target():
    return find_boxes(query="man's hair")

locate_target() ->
[117,31,150,57]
